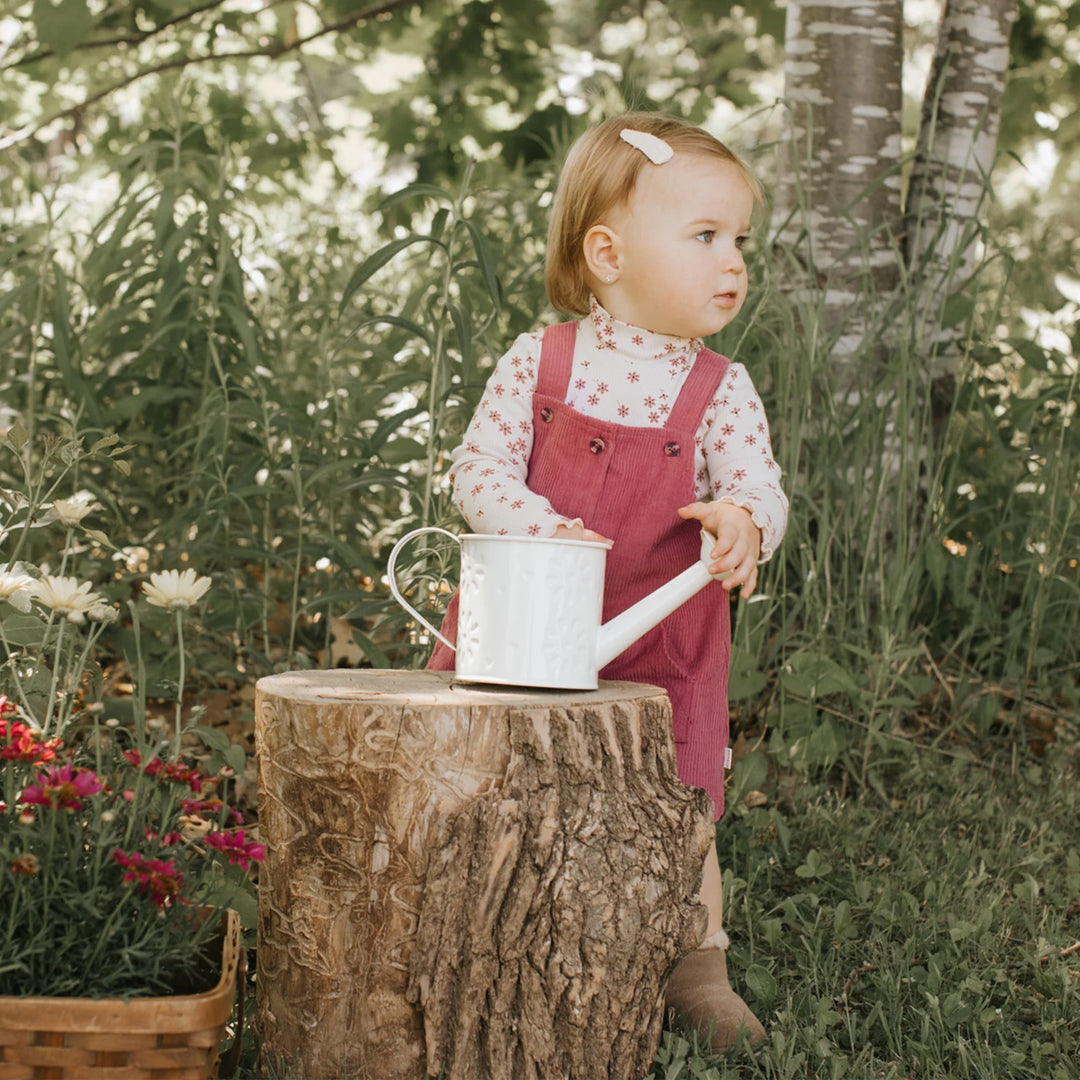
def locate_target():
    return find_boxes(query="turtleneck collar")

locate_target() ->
[587,295,703,365]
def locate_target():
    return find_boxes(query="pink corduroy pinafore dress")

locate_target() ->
[428,321,733,818]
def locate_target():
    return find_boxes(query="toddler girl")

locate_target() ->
[428,112,787,1051]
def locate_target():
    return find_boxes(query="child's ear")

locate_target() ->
[583,224,621,283]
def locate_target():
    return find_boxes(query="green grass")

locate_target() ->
[234,745,1079,1079]
[654,746,1080,1079]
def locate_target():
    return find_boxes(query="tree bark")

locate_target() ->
[905,0,1018,360]
[255,670,712,1080]
[772,0,904,356]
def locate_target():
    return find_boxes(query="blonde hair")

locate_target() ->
[545,112,764,317]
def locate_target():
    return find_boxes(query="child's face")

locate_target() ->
[597,154,754,340]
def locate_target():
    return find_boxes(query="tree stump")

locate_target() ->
[255,670,713,1080]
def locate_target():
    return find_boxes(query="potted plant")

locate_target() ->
[0,426,261,1078]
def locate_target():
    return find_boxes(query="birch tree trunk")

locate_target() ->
[772,0,904,359]
[905,0,1018,362]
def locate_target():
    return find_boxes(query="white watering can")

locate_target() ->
[387,527,729,691]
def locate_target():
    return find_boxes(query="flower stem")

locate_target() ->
[174,609,185,755]
[127,599,147,744]
[42,616,66,738]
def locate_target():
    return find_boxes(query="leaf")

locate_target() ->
[224,744,247,775]
[940,290,975,329]
[192,725,232,752]
[339,235,445,312]
[743,964,777,1003]
[378,437,427,464]
[4,420,29,449]
[377,182,453,211]
[730,750,769,806]
[90,434,120,453]
[462,219,502,313]
[83,527,114,550]
[728,665,767,701]
[1006,337,1050,371]
[0,613,48,646]
[32,0,94,54]
[343,314,433,352]
[795,849,833,878]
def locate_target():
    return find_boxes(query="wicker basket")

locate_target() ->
[0,909,241,1080]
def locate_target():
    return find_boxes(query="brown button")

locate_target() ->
[664,441,680,457]
[589,437,605,454]
[540,407,553,423]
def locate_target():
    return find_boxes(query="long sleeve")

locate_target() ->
[449,331,578,536]
[700,364,788,560]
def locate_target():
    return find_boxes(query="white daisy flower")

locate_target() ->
[0,565,36,613]
[51,491,103,526]
[142,568,212,611]
[30,576,105,623]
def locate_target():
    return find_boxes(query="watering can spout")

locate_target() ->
[595,530,727,670]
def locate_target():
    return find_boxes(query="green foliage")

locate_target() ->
[651,749,1080,1078]
[716,225,1079,802]
[0,710,255,998]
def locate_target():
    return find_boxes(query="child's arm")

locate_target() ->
[450,332,584,538]
[680,364,789,595]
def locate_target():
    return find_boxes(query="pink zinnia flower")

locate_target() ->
[20,764,103,810]
[112,849,185,908]
[204,829,266,871]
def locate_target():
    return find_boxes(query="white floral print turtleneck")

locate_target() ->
[450,297,788,559]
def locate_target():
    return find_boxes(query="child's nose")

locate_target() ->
[720,245,745,273]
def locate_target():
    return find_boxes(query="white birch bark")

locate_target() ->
[905,0,1017,359]
[772,0,904,357]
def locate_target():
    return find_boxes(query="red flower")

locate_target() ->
[123,748,163,775]
[124,749,203,792]
[0,718,63,765]
[112,849,185,908]
[204,829,266,871]
[20,764,103,811]
[144,826,183,846]
[180,796,242,824]
[162,761,203,793]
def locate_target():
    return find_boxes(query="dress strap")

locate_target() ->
[536,321,577,400]
[666,347,730,432]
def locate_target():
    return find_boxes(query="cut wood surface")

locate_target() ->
[256,669,713,1080]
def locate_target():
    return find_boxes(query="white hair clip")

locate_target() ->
[619,128,674,165]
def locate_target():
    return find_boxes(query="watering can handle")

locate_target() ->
[386,526,460,651]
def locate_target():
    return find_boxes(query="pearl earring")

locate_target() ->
[605,275,615,283]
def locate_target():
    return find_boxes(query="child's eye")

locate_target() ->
[736,234,750,250]
[696,230,715,244]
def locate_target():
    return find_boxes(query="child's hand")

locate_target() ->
[551,522,614,547]
[677,501,762,595]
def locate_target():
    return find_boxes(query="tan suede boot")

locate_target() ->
[664,930,766,1052]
